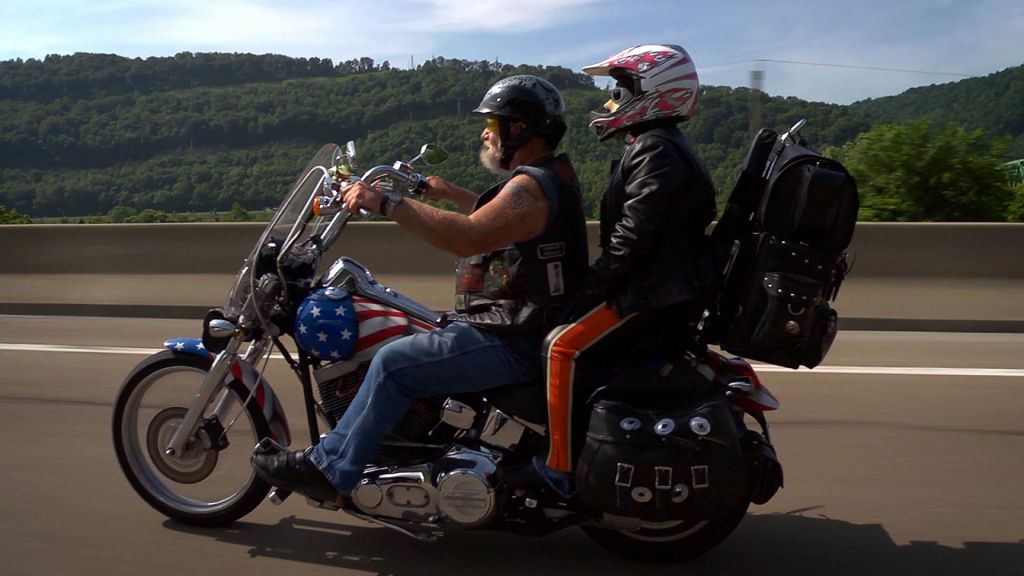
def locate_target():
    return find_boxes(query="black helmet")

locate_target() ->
[473,75,567,168]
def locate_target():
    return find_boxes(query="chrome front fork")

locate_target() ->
[164,335,273,457]
[164,338,244,458]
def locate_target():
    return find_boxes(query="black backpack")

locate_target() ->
[702,120,859,369]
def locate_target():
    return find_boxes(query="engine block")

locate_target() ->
[351,446,501,528]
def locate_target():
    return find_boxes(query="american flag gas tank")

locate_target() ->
[313,296,440,439]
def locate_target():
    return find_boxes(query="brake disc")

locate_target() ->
[146,407,218,484]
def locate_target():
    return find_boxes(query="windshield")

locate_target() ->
[223,143,342,319]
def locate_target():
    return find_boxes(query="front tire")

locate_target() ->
[582,502,749,562]
[112,351,272,526]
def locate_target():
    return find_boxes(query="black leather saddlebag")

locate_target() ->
[575,397,751,522]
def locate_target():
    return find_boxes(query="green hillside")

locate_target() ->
[849,65,1024,157]
[0,52,1020,220]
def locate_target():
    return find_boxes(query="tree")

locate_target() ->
[0,203,31,223]
[226,201,253,222]
[126,208,169,223]
[1008,184,1024,222]
[108,205,137,223]
[836,120,1014,221]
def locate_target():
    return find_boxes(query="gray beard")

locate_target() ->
[479,144,508,175]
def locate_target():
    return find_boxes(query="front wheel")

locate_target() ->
[581,502,749,562]
[112,351,272,526]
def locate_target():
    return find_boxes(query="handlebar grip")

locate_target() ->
[340,202,373,218]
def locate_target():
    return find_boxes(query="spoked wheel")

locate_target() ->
[112,351,271,526]
[582,502,749,562]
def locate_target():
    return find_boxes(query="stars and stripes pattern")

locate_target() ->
[230,359,291,445]
[295,288,437,363]
[164,337,214,360]
[351,296,411,356]
[295,289,359,361]
[162,337,290,445]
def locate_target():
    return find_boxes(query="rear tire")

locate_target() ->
[112,351,272,526]
[582,502,749,562]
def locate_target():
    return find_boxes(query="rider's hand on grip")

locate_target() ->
[341,180,378,218]
[339,203,372,218]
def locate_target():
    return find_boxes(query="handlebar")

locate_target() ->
[316,161,427,249]
[336,162,426,218]
[357,161,426,196]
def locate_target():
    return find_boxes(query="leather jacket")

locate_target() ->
[589,123,717,316]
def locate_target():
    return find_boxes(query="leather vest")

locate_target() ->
[453,154,589,334]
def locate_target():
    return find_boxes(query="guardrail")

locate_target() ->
[1,222,1022,331]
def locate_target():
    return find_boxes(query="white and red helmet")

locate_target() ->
[583,44,699,140]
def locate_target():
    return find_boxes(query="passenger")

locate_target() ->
[535,44,718,495]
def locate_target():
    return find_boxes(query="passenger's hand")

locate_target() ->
[560,294,602,324]
[342,181,383,215]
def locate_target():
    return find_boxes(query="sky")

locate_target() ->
[1,0,1022,105]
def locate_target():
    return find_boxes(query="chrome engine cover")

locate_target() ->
[435,447,499,527]
[350,446,500,528]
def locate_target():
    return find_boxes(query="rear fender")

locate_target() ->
[163,338,291,445]
[705,352,779,412]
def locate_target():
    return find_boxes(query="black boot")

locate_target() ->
[505,456,575,500]
[251,440,340,504]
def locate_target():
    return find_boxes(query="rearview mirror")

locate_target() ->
[346,140,357,165]
[412,144,448,166]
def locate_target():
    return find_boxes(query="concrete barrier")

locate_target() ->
[1,222,1022,331]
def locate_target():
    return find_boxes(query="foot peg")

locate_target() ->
[254,437,288,456]
[258,439,293,505]
[268,488,292,505]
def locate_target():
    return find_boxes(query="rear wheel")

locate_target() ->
[582,502,749,562]
[112,351,271,526]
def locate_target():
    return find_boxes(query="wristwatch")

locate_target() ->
[379,193,405,218]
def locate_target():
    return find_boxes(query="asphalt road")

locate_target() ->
[1,315,1022,576]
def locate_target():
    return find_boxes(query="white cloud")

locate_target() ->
[124,1,335,49]
[1,0,1019,104]
[399,0,601,33]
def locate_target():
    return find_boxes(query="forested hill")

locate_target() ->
[849,65,1024,156]
[0,52,1020,219]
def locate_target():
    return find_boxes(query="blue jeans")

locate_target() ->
[310,321,541,493]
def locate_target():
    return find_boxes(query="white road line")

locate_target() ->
[2,342,1023,378]
[0,343,162,355]
[752,364,1024,378]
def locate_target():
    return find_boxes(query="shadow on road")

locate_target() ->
[165,509,1024,575]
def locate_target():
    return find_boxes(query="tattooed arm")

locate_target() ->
[344,174,549,257]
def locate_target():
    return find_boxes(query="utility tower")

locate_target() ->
[749,61,765,133]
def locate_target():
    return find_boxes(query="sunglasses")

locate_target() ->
[485,116,500,132]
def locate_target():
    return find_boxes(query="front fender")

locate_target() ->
[163,338,291,446]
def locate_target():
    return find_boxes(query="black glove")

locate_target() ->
[559,268,614,324]
[559,293,601,324]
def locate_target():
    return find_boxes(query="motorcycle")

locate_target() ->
[112,141,784,562]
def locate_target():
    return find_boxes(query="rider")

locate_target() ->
[251,75,589,505]
[536,44,718,493]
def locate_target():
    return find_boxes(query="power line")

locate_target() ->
[754,58,972,77]
[700,58,971,78]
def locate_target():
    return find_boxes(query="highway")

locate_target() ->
[1,314,1023,575]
